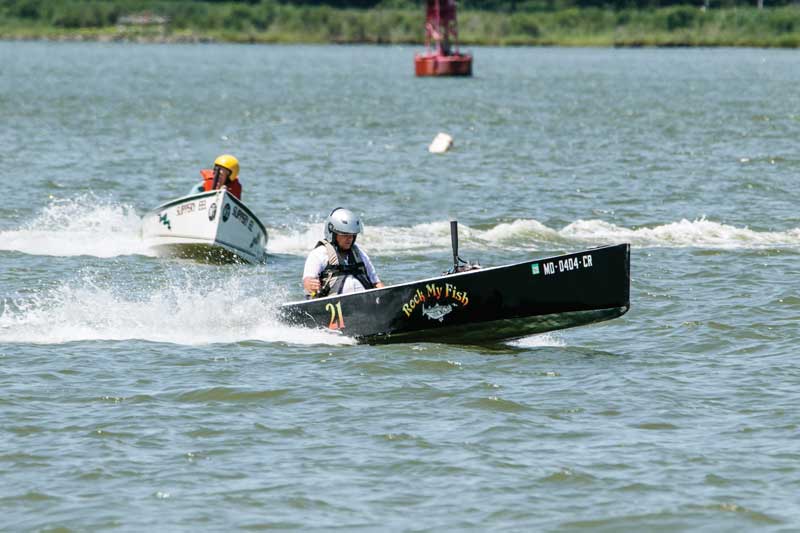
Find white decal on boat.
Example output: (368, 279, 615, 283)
(422, 303, 454, 322)
(543, 255, 593, 275)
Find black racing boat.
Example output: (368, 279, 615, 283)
(279, 223, 630, 345)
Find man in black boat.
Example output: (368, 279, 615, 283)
(302, 208, 385, 298)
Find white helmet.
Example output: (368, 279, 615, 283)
(324, 207, 363, 243)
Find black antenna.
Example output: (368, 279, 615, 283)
(446, 220, 479, 275)
(450, 220, 459, 273)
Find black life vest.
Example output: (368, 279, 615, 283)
(315, 240, 375, 298)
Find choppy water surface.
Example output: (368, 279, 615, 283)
(1, 43, 799, 531)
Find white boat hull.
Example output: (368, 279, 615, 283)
(142, 189, 267, 264)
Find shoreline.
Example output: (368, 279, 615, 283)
(2, 36, 799, 48)
(3, 32, 800, 48)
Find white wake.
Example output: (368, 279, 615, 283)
(0, 272, 351, 346)
(0, 193, 153, 258)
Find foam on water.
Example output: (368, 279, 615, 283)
(0, 272, 352, 346)
(509, 332, 566, 348)
(6, 194, 797, 261)
(480, 219, 562, 245)
(267, 217, 800, 256)
(561, 217, 800, 249)
(267, 220, 464, 256)
(0, 193, 153, 258)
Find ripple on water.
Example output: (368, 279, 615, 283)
(379, 384, 454, 401)
(561, 511, 696, 531)
(251, 423, 307, 438)
(616, 482, 665, 493)
(633, 422, 680, 430)
(541, 467, 598, 485)
(237, 521, 304, 530)
(687, 503, 783, 525)
(173, 387, 293, 403)
(380, 432, 433, 449)
(407, 358, 465, 372)
(464, 396, 531, 413)
(0, 453, 50, 469)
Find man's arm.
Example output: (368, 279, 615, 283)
(302, 247, 327, 296)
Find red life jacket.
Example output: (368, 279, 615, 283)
(199, 169, 242, 200)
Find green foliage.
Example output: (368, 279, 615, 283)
(221, 4, 257, 30)
(50, 1, 120, 28)
(162, 3, 210, 30)
(510, 12, 541, 35)
(654, 6, 699, 31)
(766, 9, 796, 33)
(1, 0, 800, 48)
(6, 0, 46, 19)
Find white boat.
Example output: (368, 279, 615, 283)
(142, 189, 267, 264)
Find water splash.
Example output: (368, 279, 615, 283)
(0, 193, 152, 258)
(0, 271, 351, 346)
(509, 333, 566, 348)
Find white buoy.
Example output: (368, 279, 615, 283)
(428, 132, 453, 154)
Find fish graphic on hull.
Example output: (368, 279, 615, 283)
(422, 303, 454, 322)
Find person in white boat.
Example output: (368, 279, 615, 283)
(303, 207, 385, 299)
(189, 154, 242, 200)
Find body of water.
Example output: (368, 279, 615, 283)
(1, 42, 799, 530)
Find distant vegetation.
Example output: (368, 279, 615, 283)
(1, 0, 800, 46)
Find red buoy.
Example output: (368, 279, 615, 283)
(414, 0, 472, 77)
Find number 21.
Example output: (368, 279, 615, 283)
(325, 301, 345, 330)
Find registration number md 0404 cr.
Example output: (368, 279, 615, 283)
(542, 254, 593, 276)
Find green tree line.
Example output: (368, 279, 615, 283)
(1, 0, 800, 46)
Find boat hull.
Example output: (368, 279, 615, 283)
(280, 243, 630, 344)
(141, 189, 267, 264)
